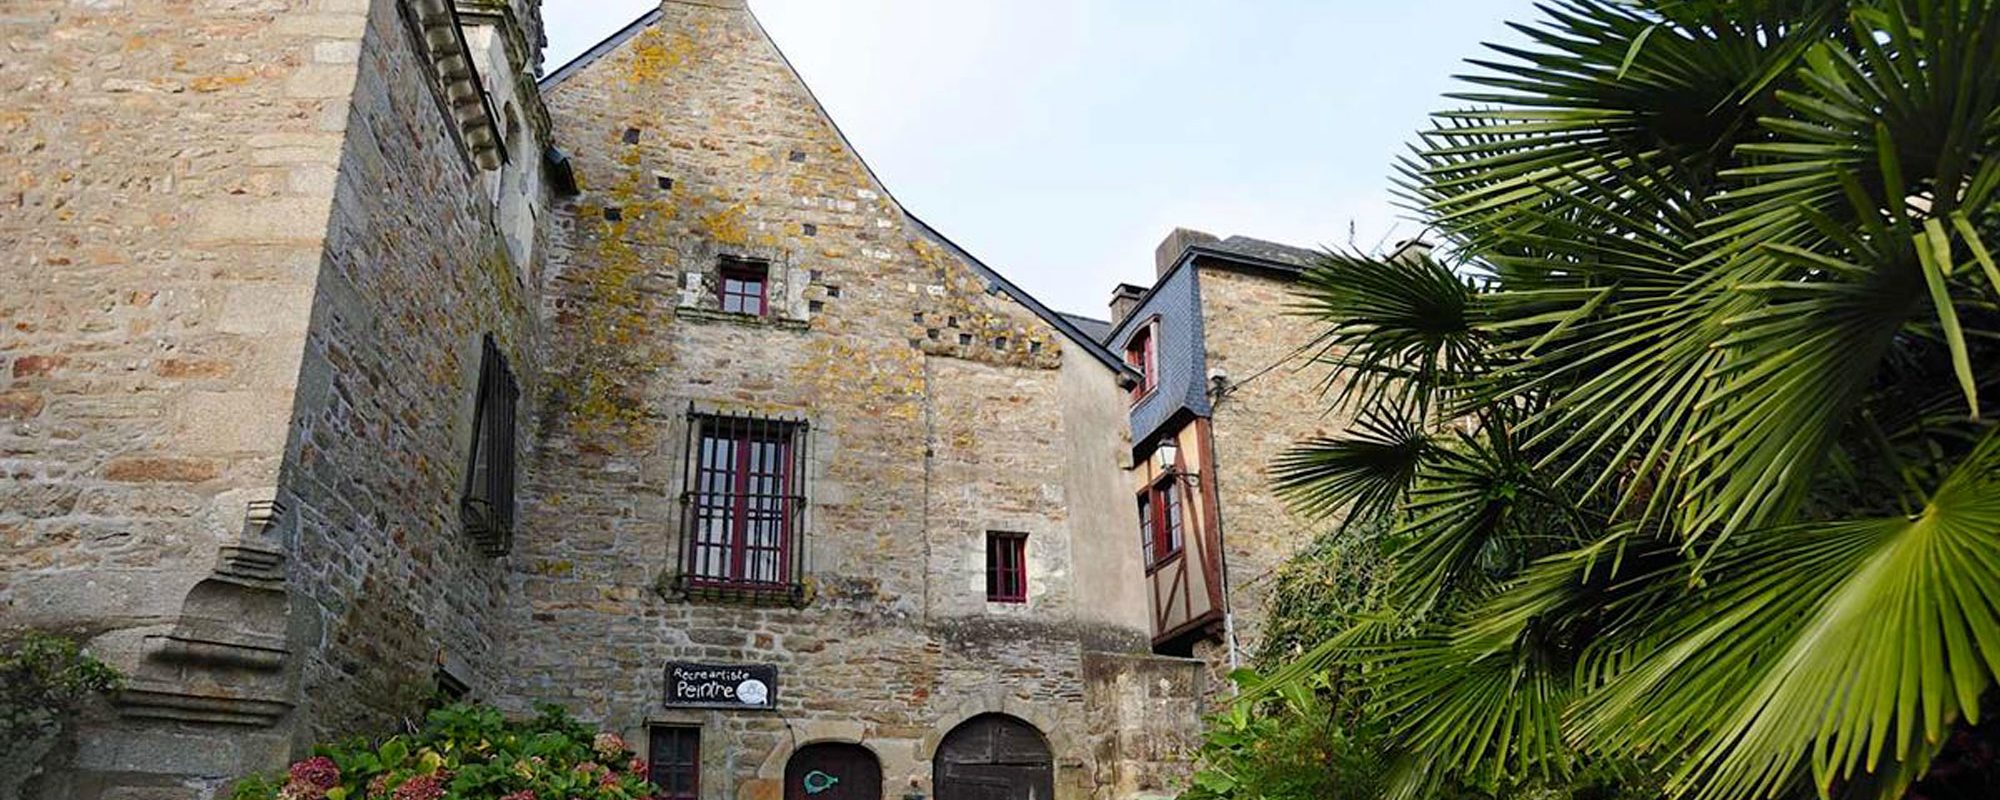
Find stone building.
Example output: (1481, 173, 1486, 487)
(0, 1, 1363, 799)
(1087, 230, 1350, 692)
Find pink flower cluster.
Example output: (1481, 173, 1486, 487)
(591, 732, 627, 760)
(280, 757, 340, 800)
(391, 774, 447, 800)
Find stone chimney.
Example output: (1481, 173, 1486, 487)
(1389, 238, 1435, 264)
(1154, 227, 1218, 277)
(1109, 284, 1147, 326)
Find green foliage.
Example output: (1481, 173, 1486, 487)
(1184, 672, 1384, 800)
(0, 630, 121, 797)
(0, 631, 121, 748)
(1186, 528, 1663, 800)
(1257, 0, 2000, 798)
(231, 703, 657, 800)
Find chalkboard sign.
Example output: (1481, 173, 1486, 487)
(663, 663, 779, 710)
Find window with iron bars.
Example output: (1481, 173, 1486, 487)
(460, 335, 517, 556)
(986, 531, 1029, 603)
(676, 408, 809, 603)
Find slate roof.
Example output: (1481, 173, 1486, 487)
(1203, 235, 1323, 270)
(1057, 313, 1113, 344)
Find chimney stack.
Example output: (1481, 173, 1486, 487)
(1109, 284, 1147, 326)
(1154, 227, 1218, 278)
(1389, 238, 1435, 264)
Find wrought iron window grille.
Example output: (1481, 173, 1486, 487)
(460, 335, 518, 556)
(671, 404, 811, 607)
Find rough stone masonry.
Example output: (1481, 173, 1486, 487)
(0, 1, 1338, 799)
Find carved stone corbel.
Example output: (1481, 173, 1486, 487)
(115, 494, 297, 727)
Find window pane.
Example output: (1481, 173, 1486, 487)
(684, 417, 799, 587)
(1137, 494, 1156, 563)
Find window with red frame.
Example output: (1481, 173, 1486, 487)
(683, 414, 804, 590)
(1125, 322, 1158, 401)
(647, 726, 700, 800)
(986, 531, 1029, 603)
(1138, 476, 1186, 568)
(717, 257, 768, 317)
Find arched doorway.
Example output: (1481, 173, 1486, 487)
(933, 714, 1055, 800)
(784, 743, 882, 800)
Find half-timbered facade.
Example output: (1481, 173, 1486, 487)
(1100, 229, 1352, 687)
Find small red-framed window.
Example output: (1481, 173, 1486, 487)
(717, 257, 768, 317)
(647, 725, 700, 800)
(1125, 321, 1158, 401)
(986, 532, 1029, 603)
(1138, 476, 1185, 568)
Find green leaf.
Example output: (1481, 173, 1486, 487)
(1916, 219, 1978, 418)
(1192, 769, 1238, 793)
(378, 738, 408, 768)
(1617, 23, 1659, 80)
(1952, 211, 2000, 295)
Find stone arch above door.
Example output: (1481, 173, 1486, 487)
(784, 742, 882, 800)
(923, 694, 1066, 763)
(933, 714, 1056, 800)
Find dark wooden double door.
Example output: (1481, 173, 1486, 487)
(934, 714, 1056, 800)
(785, 744, 882, 800)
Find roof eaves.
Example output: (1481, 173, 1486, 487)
(1185, 243, 1315, 276)
(534, 3, 1134, 381)
(741, 6, 1134, 381)
(538, 8, 664, 90)
(905, 213, 1139, 380)
(1104, 242, 1321, 343)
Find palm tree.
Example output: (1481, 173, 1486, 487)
(1264, 1, 2000, 799)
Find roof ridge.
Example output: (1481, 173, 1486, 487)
(535, 2, 1134, 378)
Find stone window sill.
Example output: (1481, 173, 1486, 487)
(676, 306, 810, 332)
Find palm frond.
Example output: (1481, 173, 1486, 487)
(1571, 426, 2000, 800)
(1271, 408, 1434, 522)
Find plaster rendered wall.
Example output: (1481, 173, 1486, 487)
(1196, 267, 1346, 662)
(513, 1, 1192, 797)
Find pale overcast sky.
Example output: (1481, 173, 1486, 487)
(540, 1, 1540, 317)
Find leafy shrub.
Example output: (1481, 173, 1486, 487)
(1183, 672, 1382, 800)
(1, 631, 121, 799)
(1181, 524, 1664, 800)
(231, 703, 659, 800)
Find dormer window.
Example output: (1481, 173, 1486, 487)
(1125, 320, 1158, 401)
(718, 257, 769, 317)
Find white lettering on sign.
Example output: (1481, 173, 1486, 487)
(666, 664, 777, 708)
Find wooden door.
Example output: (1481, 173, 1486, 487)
(784, 743, 882, 800)
(934, 715, 1055, 800)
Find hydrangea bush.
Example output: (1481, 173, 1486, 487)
(231, 704, 659, 800)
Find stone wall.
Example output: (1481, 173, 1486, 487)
(1197, 267, 1343, 661)
(0, 0, 552, 794)
(278, 0, 549, 741)
(1, 1, 1209, 797)
(512, 1, 1193, 797)
(0, 0, 372, 795)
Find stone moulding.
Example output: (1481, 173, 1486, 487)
(454, 0, 554, 142)
(405, 0, 506, 170)
(113, 497, 298, 728)
(116, 684, 294, 727)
